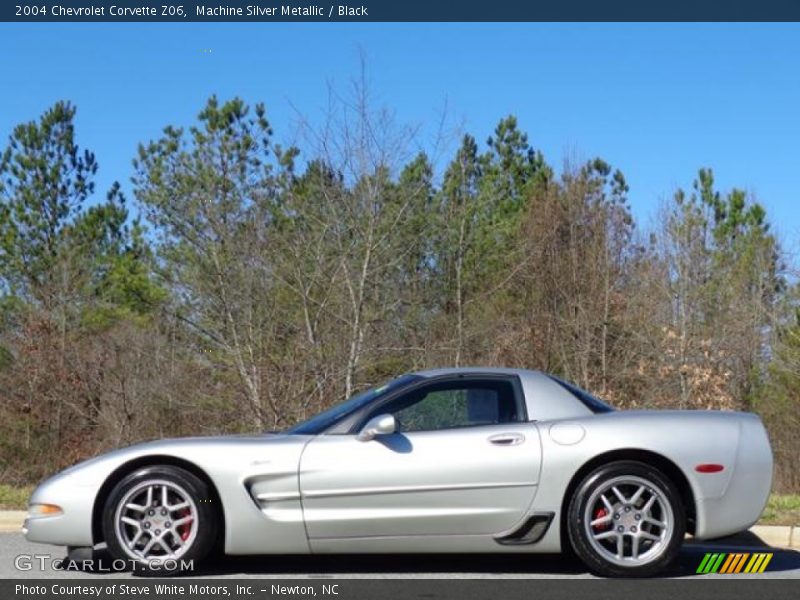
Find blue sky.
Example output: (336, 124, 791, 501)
(1, 23, 799, 254)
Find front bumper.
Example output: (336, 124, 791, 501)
(23, 472, 98, 547)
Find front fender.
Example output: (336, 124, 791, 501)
(24, 433, 314, 554)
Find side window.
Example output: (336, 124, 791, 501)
(385, 379, 520, 433)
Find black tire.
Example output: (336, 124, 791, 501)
(102, 465, 218, 576)
(566, 460, 685, 578)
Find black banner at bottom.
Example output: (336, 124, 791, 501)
(4, 579, 800, 600)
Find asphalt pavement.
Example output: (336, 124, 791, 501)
(1, 531, 798, 579)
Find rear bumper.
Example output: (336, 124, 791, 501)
(694, 416, 773, 539)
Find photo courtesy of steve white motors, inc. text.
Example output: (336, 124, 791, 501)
(15, 584, 340, 597)
(31, 3, 371, 18)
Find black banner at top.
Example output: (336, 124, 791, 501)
(4, 0, 800, 22)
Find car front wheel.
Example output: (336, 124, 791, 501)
(102, 465, 218, 575)
(567, 460, 685, 577)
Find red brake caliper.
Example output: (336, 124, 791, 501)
(177, 508, 193, 541)
(593, 507, 610, 531)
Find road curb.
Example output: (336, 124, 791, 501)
(1, 510, 799, 547)
(0, 511, 26, 533)
(749, 524, 794, 548)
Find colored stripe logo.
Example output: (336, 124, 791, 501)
(696, 552, 773, 574)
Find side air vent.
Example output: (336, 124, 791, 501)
(494, 512, 554, 546)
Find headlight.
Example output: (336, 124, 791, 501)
(28, 503, 63, 517)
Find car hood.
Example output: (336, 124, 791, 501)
(34, 432, 310, 492)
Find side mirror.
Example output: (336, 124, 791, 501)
(357, 414, 396, 442)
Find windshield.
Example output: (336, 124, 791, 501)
(287, 374, 423, 435)
(546, 375, 615, 414)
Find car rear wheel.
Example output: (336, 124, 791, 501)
(102, 465, 218, 575)
(567, 460, 685, 577)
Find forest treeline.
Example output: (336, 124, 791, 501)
(1, 93, 798, 491)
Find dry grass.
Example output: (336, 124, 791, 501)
(759, 494, 800, 526)
(0, 484, 33, 509)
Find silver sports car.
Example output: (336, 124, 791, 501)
(23, 367, 773, 577)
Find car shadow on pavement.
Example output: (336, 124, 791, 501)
(665, 533, 800, 577)
(192, 553, 589, 577)
(60, 547, 588, 577)
(186, 545, 800, 578)
(59, 534, 800, 578)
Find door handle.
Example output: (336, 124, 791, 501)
(488, 433, 525, 446)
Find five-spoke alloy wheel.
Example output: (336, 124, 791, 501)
(567, 461, 685, 577)
(103, 466, 218, 575)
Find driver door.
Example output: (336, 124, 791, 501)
(298, 375, 541, 540)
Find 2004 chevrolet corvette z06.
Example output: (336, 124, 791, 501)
(23, 368, 773, 577)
